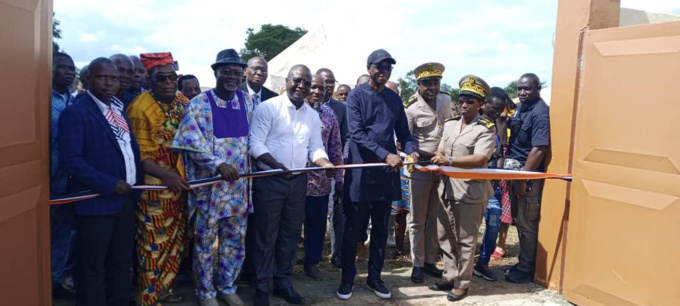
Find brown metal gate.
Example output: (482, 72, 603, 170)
(0, 0, 52, 305)
(564, 21, 680, 306)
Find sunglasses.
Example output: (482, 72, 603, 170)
(291, 78, 312, 87)
(457, 97, 478, 105)
(154, 74, 178, 82)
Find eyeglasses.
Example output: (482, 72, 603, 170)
(370, 64, 393, 72)
(323, 79, 337, 85)
(457, 97, 478, 105)
(154, 74, 178, 82)
(291, 78, 312, 87)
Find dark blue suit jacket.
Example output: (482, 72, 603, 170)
(344, 83, 416, 203)
(57, 93, 144, 215)
(326, 98, 348, 153)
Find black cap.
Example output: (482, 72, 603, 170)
(211, 49, 247, 70)
(367, 49, 396, 66)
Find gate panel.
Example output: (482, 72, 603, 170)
(565, 21, 680, 306)
(0, 0, 52, 305)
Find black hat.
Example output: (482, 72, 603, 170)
(367, 49, 396, 66)
(211, 49, 247, 70)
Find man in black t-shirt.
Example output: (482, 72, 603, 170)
(504, 73, 550, 283)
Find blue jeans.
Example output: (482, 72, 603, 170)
(303, 195, 330, 266)
(478, 187, 502, 266)
(50, 203, 76, 285)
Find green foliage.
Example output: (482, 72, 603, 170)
(396, 70, 417, 102)
(505, 80, 518, 99)
(52, 13, 62, 52)
(440, 83, 452, 93)
(449, 88, 460, 101)
(239, 24, 307, 62)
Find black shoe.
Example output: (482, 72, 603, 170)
(366, 278, 391, 299)
(411, 267, 424, 283)
(505, 269, 534, 283)
(336, 282, 354, 300)
(254, 290, 270, 306)
(52, 283, 76, 299)
(331, 256, 343, 268)
(473, 264, 498, 282)
(428, 281, 454, 291)
(505, 264, 519, 275)
(423, 263, 443, 278)
(446, 289, 468, 302)
(273, 287, 305, 304)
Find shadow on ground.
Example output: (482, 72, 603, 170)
(54, 224, 570, 305)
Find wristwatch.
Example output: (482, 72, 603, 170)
(447, 156, 454, 166)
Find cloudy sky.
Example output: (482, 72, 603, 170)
(54, 0, 680, 92)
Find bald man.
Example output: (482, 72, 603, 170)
(109, 54, 137, 108)
(248, 64, 334, 305)
(385, 81, 399, 94)
(241, 56, 277, 106)
(355, 74, 371, 88)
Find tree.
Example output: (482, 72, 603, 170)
(52, 13, 62, 52)
(449, 88, 460, 102)
(396, 70, 417, 102)
(239, 24, 307, 61)
(440, 83, 452, 93)
(505, 80, 518, 99)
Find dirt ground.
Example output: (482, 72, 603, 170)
(54, 223, 571, 306)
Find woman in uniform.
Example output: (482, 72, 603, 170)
(427, 75, 495, 302)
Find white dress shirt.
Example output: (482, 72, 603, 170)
(89, 91, 137, 185)
(246, 84, 263, 105)
(249, 94, 329, 171)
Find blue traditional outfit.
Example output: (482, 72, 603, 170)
(172, 89, 254, 301)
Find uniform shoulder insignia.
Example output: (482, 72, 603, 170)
(403, 95, 417, 108)
(439, 91, 450, 96)
(477, 118, 495, 129)
(445, 115, 462, 122)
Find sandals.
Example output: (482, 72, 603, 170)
(491, 247, 506, 261)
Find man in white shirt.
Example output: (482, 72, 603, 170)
(248, 64, 335, 306)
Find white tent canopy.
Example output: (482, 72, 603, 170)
(264, 25, 330, 94)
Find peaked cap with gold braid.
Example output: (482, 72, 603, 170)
(414, 62, 445, 81)
(458, 74, 490, 100)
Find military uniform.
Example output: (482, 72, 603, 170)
(436, 75, 495, 292)
(404, 62, 453, 270)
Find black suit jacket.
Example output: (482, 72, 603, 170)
(326, 98, 348, 152)
(240, 82, 278, 104)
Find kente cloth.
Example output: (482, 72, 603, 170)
(126, 91, 189, 306)
(140, 52, 174, 71)
(391, 168, 410, 215)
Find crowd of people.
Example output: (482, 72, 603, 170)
(50, 47, 550, 306)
